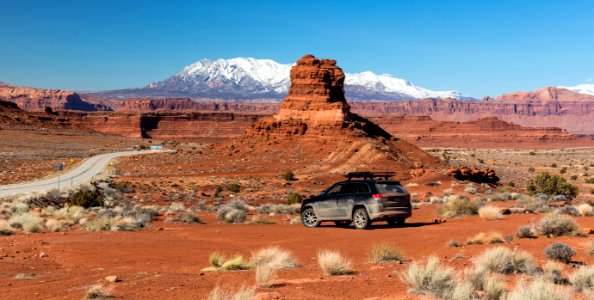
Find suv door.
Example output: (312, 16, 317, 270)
(334, 183, 359, 218)
(317, 183, 343, 218)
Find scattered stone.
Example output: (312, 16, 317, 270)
(105, 275, 119, 283)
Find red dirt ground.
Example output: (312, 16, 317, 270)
(2, 204, 594, 299)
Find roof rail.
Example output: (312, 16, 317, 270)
(345, 172, 396, 181)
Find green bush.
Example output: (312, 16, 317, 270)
(526, 172, 578, 199)
(70, 189, 104, 208)
(285, 192, 303, 205)
(226, 183, 241, 193)
(282, 171, 296, 182)
(438, 197, 479, 218)
(545, 243, 575, 263)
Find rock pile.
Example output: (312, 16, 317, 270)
(447, 166, 500, 184)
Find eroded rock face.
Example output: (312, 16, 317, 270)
(495, 87, 594, 102)
(447, 167, 500, 184)
(247, 54, 391, 139)
(0, 85, 111, 112)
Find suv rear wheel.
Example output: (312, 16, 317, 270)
(301, 208, 321, 227)
(353, 208, 371, 229)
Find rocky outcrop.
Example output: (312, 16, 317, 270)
(495, 87, 594, 102)
(117, 98, 277, 114)
(247, 55, 393, 140)
(0, 85, 112, 112)
(448, 167, 500, 184)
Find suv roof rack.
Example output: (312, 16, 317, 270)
(345, 172, 396, 181)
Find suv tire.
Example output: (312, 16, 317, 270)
(353, 208, 371, 229)
(301, 208, 321, 228)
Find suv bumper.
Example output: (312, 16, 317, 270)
(370, 208, 412, 220)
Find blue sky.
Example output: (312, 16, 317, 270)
(1, 0, 593, 97)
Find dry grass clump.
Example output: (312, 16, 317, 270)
(438, 196, 479, 219)
(543, 261, 567, 284)
(517, 225, 538, 238)
(569, 265, 594, 292)
(257, 203, 300, 215)
(517, 195, 551, 213)
(0, 220, 15, 235)
(478, 206, 504, 220)
(83, 284, 114, 300)
(208, 285, 255, 300)
(538, 212, 580, 237)
(369, 243, 406, 263)
(482, 275, 507, 300)
(165, 212, 202, 224)
(578, 203, 594, 216)
(216, 203, 248, 224)
(586, 240, 594, 256)
(203, 252, 251, 272)
(544, 243, 576, 263)
(467, 232, 504, 245)
(401, 256, 457, 298)
(250, 247, 298, 287)
(249, 215, 276, 224)
(250, 247, 299, 270)
(9, 213, 43, 233)
(506, 277, 569, 300)
(317, 249, 353, 276)
(473, 247, 536, 275)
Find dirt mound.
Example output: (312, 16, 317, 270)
(204, 54, 442, 179)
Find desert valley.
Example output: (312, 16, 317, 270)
(2, 3, 594, 299)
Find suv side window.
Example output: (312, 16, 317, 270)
(355, 183, 371, 194)
(326, 184, 343, 195)
(341, 183, 359, 194)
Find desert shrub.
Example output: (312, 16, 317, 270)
(545, 243, 576, 263)
(578, 203, 594, 216)
(285, 192, 302, 205)
(255, 264, 277, 288)
(165, 212, 202, 224)
(9, 213, 43, 233)
(569, 265, 594, 292)
(317, 249, 353, 275)
(463, 186, 477, 194)
(438, 196, 479, 218)
(401, 256, 457, 298)
(506, 277, 569, 300)
(14, 202, 29, 214)
(450, 281, 474, 300)
(517, 195, 550, 213)
(538, 213, 580, 237)
(447, 240, 463, 247)
(219, 255, 251, 271)
(226, 183, 241, 193)
(543, 261, 567, 284)
(222, 209, 246, 224)
(473, 247, 535, 275)
(70, 189, 104, 208)
(483, 276, 507, 300)
(0, 220, 15, 235)
(84, 216, 116, 231)
(227, 200, 248, 211)
(426, 181, 442, 187)
(464, 267, 487, 291)
(586, 177, 594, 184)
(250, 246, 298, 270)
(478, 206, 503, 220)
(250, 216, 275, 224)
(282, 171, 295, 181)
(369, 243, 406, 263)
(526, 172, 578, 199)
(45, 218, 67, 232)
(467, 232, 504, 245)
(208, 285, 255, 300)
(517, 225, 538, 238)
(83, 284, 113, 300)
(587, 240, 594, 256)
(557, 205, 579, 216)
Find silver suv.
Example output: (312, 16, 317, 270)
(300, 172, 411, 229)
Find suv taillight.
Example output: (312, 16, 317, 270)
(372, 194, 383, 199)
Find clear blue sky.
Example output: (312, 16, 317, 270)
(1, 0, 593, 97)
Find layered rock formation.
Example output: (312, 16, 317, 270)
(447, 167, 499, 184)
(493, 87, 594, 102)
(117, 98, 276, 114)
(0, 85, 111, 112)
(246, 55, 393, 140)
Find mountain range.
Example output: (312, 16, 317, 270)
(93, 57, 468, 101)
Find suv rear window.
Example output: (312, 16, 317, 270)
(375, 183, 406, 194)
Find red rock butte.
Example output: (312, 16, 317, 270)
(247, 54, 391, 139)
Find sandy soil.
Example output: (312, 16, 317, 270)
(2, 204, 594, 299)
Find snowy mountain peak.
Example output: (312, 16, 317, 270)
(559, 83, 594, 96)
(147, 57, 468, 101)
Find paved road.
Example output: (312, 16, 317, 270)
(0, 150, 167, 198)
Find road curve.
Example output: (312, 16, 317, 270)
(0, 150, 167, 198)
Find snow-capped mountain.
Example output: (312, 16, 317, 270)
(96, 57, 469, 101)
(559, 83, 594, 96)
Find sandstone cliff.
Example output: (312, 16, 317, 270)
(0, 85, 112, 112)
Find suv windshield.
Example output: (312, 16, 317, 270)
(375, 182, 406, 194)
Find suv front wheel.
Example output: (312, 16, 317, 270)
(353, 208, 371, 229)
(301, 208, 321, 227)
